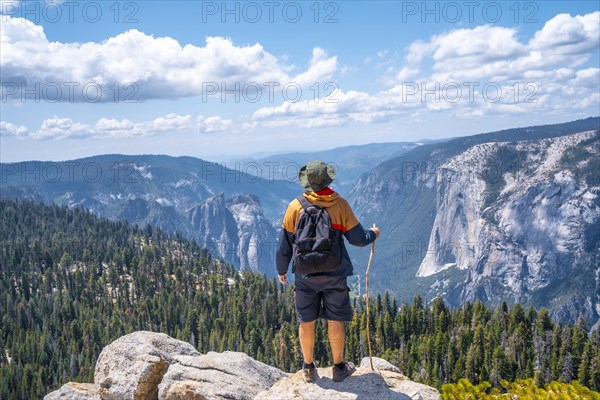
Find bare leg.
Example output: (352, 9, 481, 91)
(299, 321, 316, 364)
(328, 320, 345, 365)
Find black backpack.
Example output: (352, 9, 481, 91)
(292, 195, 342, 274)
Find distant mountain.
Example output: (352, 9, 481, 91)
(2, 120, 598, 324)
(188, 193, 277, 271)
(231, 141, 425, 195)
(0, 154, 296, 274)
(348, 117, 600, 324)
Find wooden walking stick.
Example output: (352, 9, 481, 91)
(365, 223, 376, 371)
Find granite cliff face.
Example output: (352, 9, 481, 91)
(419, 130, 600, 322)
(44, 331, 439, 400)
(347, 118, 600, 325)
(188, 193, 277, 273)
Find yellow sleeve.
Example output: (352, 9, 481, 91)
(342, 199, 360, 232)
(282, 199, 301, 233)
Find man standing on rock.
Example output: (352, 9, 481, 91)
(276, 160, 380, 383)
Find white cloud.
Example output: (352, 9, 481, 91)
(251, 87, 421, 128)
(291, 48, 338, 87)
(93, 118, 143, 138)
(401, 12, 599, 83)
(197, 116, 232, 133)
(432, 26, 526, 65)
(251, 12, 600, 130)
(0, 16, 338, 102)
(136, 114, 193, 133)
(573, 67, 600, 88)
(405, 40, 437, 65)
(2, 11, 597, 133)
(34, 117, 94, 140)
(395, 66, 419, 82)
(1, 113, 232, 140)
(94, 118, 135, 132)
(0, 120, 28, 136)
(530, 12, 599, 54)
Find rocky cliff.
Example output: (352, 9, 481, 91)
(347, 118, 600, 324)
(45, 331, 439, 400)
(188, 193, 277, 273)
(419, 130, 599, 322)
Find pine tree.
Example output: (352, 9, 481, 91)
(578, 341, 592, 387)
(561, 352, 574, 383)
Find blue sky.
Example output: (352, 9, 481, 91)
(1, 0, 599, 162)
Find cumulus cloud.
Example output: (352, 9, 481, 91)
(3, 11, 597, 132)
(136, 114, 193, 133)
(1, 113, 232, 140)
(530, 12, 599, 54)
(0, 120, 28, 136)
(0, 16, 337, 102)
(197, 116, 232, 133)
(94, 118, 136, 135)
(402, 11, 599, 83)
(395, 66, 420, 82)
(250, 11, 600, 129)
(35, 117, 93, 140)
(433, 26, 526, 65)
(291, 48, 338, 87)
(252, 86, 422, 128)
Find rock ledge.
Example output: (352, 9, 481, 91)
(45, 331, 439, 400)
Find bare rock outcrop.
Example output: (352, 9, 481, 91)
(45, 331, 284, 400)
(158, 351, 286, 400)
(44, 383, 102, 400)
(94, 331, 197, 399)
(45, 332, 439, 400)
(256, 357, 439, 400)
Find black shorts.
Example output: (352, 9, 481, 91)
(294, 275, 353, 323)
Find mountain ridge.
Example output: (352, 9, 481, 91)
(231, 141, 424, 195)
(2, 117, 599, 319)
(347, 117, 600, 324)
(0, 153, 295, 274)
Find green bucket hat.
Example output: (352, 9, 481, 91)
(298, 160, 336, 192)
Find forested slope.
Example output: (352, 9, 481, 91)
(0, 199, 598, 398)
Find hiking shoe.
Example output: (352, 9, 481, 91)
(332, 362, 356, 382)
(302, 362, 316, 383)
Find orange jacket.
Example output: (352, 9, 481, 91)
(276, 187, 375, 277)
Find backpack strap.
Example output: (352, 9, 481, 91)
(296, 195, 312, 211)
